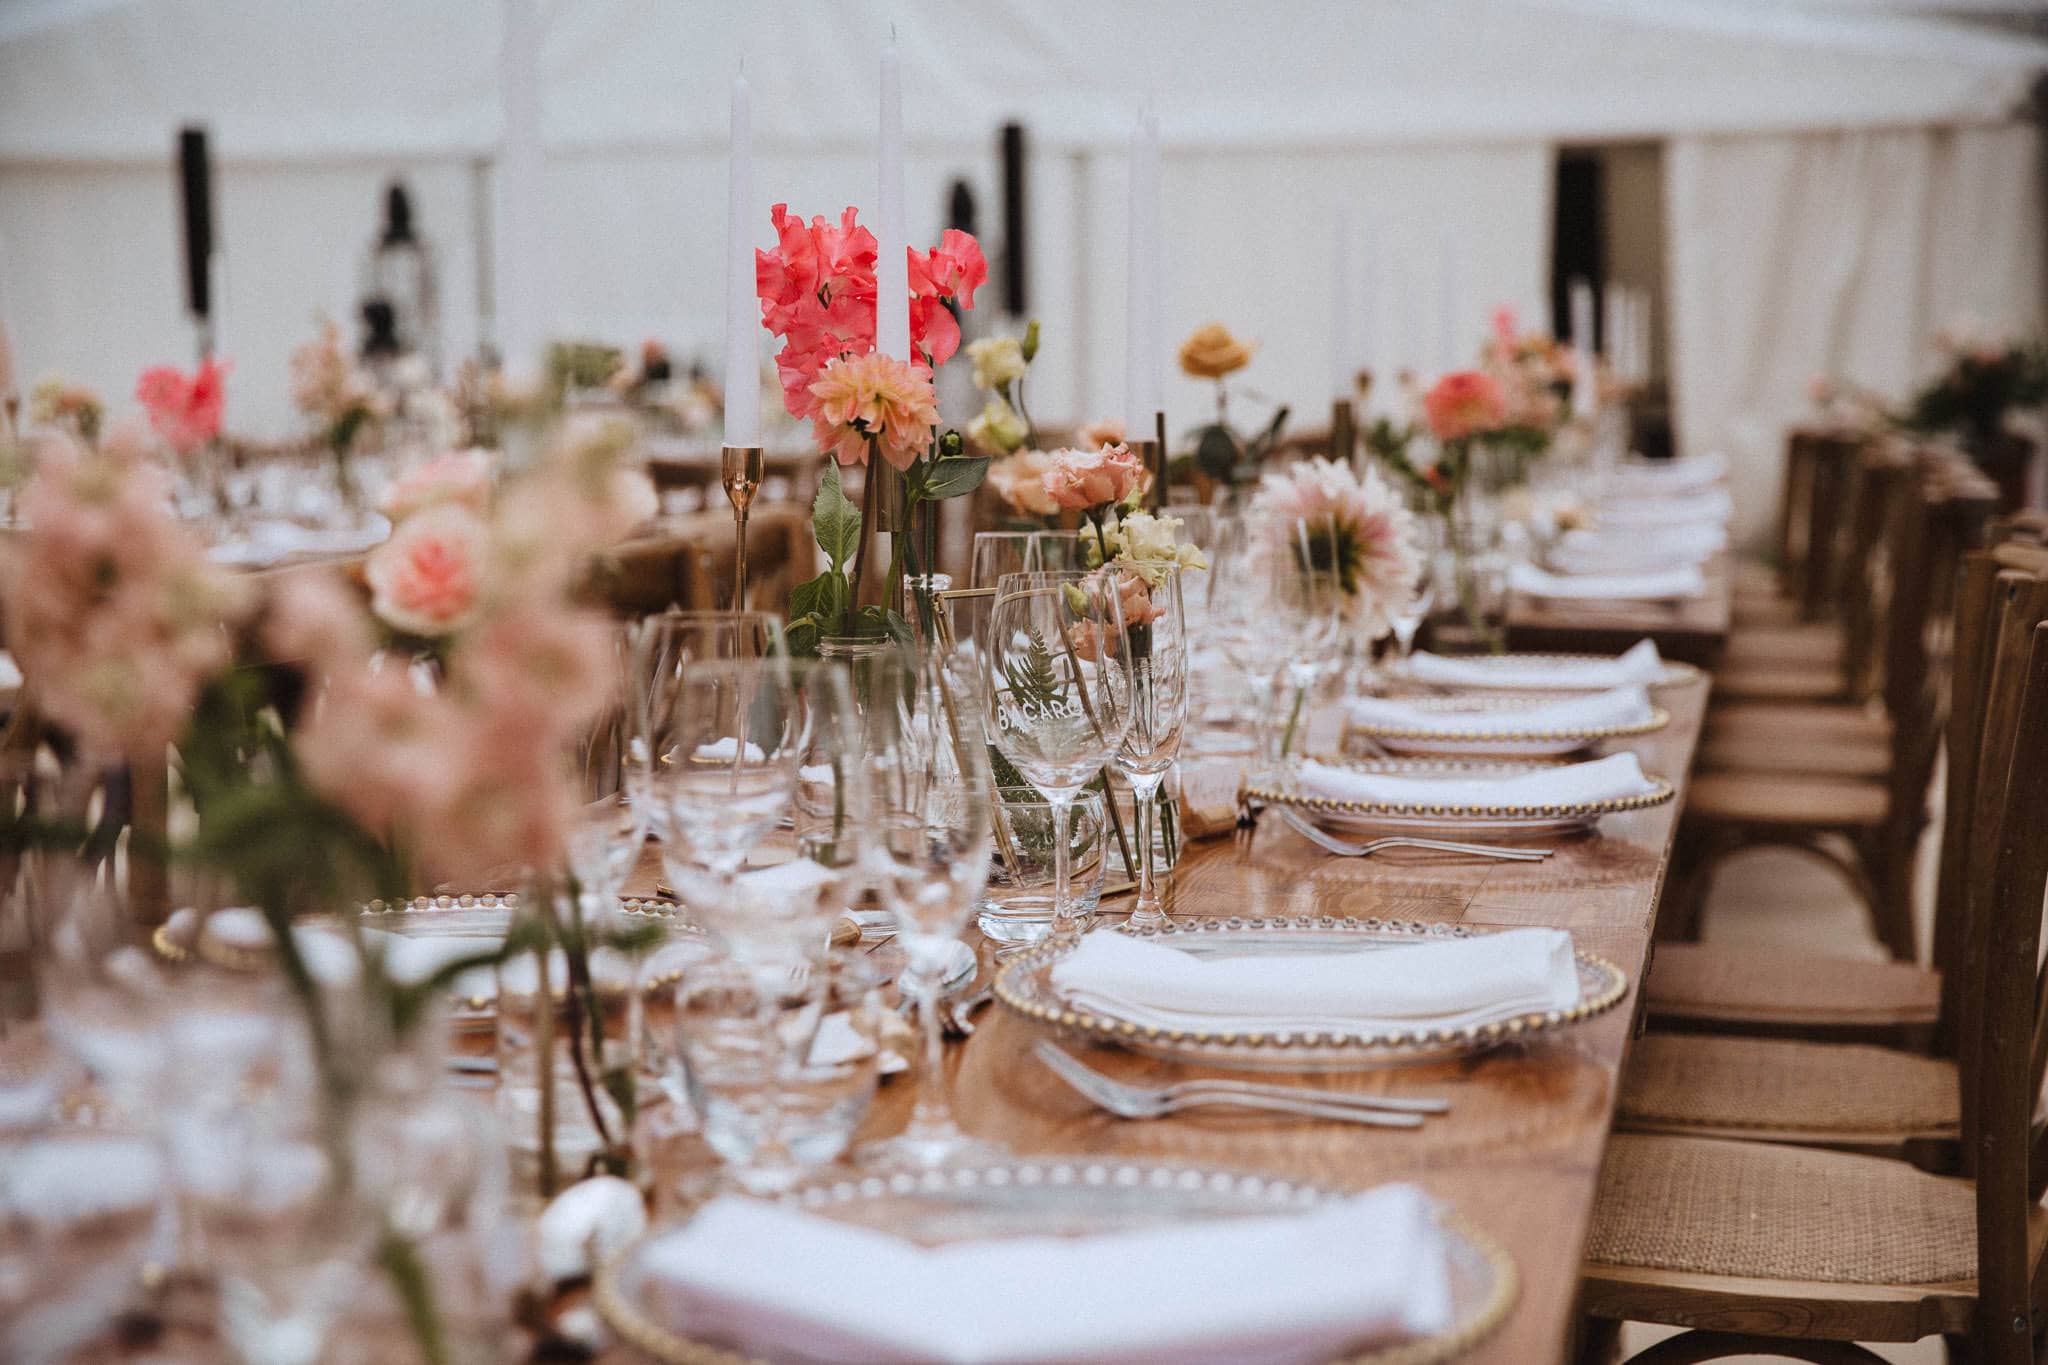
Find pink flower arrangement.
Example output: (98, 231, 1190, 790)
(365, 503, 490, 638)
(1423, 371, 1507, 443)
(805, 352, 941, 471)
(1043, 442, 1147, 513)
(1246, 456, 1421, 637)
(135, 357, 229, 457)
(4, 427, 253, 756)
(381, 448, 494, 523)
(754, 203, 985, 430)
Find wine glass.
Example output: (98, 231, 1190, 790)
(1263, 515, 1349, 766)
(670, 660, 871, 1192)
(623, 609, 782, 845)
(979, 570, 1134, 939)
(1111, 567, 1188, 928)
(971, 531, 1040, 589)
(1384, 517, 1441, 674)
(859, 647, 996, 1168)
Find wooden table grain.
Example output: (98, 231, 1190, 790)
(1506, 555, 1733, 669)
(618, 675, 1709, 1365)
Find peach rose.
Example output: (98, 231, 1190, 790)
(987, 448, 1060, 518)
(366, 502, 489, 638)
(1177, 323, 1254, 380)
(1423, 371, 1507, 443)
(1043, 442, 1146, 512)
(381, 448, 494, 523)
(1079, 417, 1126, 450)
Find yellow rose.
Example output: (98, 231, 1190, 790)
(968, 335, 1028, 392)
(1177, 323, 1255, 380)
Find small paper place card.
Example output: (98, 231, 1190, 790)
(1179, 757, 1246, 841)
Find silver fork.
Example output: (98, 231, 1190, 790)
(1275, 806, 1552, 862)
(1032, 1042, 1439, 1128)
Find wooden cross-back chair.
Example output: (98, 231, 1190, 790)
(1614, 551, 2043, 1168)
(1739, 427, 1868, 630)
(1663, 459, 1995, 960)
(1578, 569, 2048, 1365)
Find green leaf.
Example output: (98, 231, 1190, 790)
(786, 572, 831, 625)
(1194, 424, 1239, 480)
(811, 463, 862, 571)
(377, 1229, 450, 1365)
(917, 456, 991, 501)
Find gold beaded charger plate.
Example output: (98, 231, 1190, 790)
(1246, 756, 1674, 840)
(1379, 651, 1701, 693)
(595, 1158, 1517, 1365)
(994, 917, 1629, 1071)
(1344, 695, 1669, 757)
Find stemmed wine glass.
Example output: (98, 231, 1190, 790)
(979, 570, 1134, 939)
(1384, 517, 1441, 674)
(623, 609, 781, 846)
(857, 647, 996, 1168)
(1111, 567, 1188, 928)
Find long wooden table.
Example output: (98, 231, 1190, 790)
(618, 675, 1708, 1365)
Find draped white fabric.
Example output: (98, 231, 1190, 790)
(1665, 123, 2045, 544)
(0, 0, 2040, 439)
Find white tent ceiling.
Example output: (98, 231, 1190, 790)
(1, 0, 2044, 165)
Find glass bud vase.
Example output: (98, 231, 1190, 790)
(1433, 496, 1509, 656)
(494, 947, 631, 1202)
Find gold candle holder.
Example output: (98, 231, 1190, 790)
(1129, 436, 1163, 511)
(1330, 396, 1357, 469)
(720, 445, 764, 608)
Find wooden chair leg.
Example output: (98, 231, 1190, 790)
(1621, 1330, 1890, 1364)
(1572, 1313, 1623, 1365)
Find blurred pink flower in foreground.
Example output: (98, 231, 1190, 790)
(4, 427, 253, 757)
(381, 447, 494, 523)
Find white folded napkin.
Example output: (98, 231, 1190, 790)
(1610, 452, 1727, 495)
(640, 1184, 1454, 1364)
(1510, 562, 1705, 601)
(1348, 685, 1652, 735)
(1052, 925, 1581, 1037)
(1295, 751, 1654, 808)
(1549, 522, 1726, 573)
(1407, 640, 1666, 691)
(1595, 487, 1733, 527)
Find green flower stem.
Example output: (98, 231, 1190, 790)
(1278, 683, 1307, 759)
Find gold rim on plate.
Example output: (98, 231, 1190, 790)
(993, 916, 1630, 1059)
(1246, 756, 1675, 820)
(592, 1159, 1519, 1365)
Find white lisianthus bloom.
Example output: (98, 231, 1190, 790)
(1094, 510, 1210, 585)
(967, 397, 1028, 454)
(967, 336, 1028, 392)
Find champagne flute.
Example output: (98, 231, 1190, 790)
(858, 648, 996, 1168)
(1111, 567, 1188, 928)
(980, 571, 1135, 939)
(1385, 518, 1440, 673)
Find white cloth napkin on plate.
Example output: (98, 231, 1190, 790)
(1595, 487, 1733, 527)
(1052, 925, 1581, 1037)
(1407, 640, 1665, 691)
(1295, 751, 1654, 808)
(1510, 562, 1705, 601)
(1609, 452, 1727, 495)
(1549, 522, 1727, 573)
(639, 1184, 1454, 1365)
(1348, 685, 1652, 735)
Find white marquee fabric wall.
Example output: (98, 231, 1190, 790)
(1667, 122, 2045, 542)
(0, 0, 2042, 546)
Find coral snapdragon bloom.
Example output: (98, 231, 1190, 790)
(1423, 370, 1507, 443)
(135, 356, 229, 455)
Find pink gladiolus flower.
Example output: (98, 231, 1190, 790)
(806, 352, 940, 471)
(1423, 370, 1507, 443)
(381, 448, 494, 523)
(910, 229, 988, 310)
(1043, 442, 1146, 513)
(1492, 306, 1519, 355)
(135, 357, 229, 456)
(365, 503, 489, 638)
